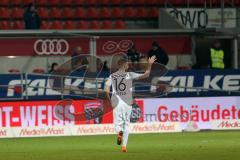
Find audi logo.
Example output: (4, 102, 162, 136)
(34, 39, 69, 55)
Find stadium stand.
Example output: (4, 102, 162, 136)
(50, 20, 63, 29)
(38, 7, 49, 19)
(12, 8, 24, 18)
(0, 0, 238, 30)
(12, 20, 24, 29)
(0, 21, 11, 29)
(64, 20, 76, 29)
(41, 20, 50, 29)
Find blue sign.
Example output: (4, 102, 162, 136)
(0, 69, 240, 100)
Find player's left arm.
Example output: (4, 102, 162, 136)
(137, 56, 156, 80)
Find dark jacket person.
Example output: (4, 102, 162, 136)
(23, 3, 41, 29)
(148, 42, 169, 65)
(127, 45, 140, 63)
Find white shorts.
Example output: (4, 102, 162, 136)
(113, 100, 132, 133)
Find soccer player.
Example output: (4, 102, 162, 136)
(105, 56, 156, 152)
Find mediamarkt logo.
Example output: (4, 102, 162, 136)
(217, 121, 240, 128)
(6, 75, 240, 97)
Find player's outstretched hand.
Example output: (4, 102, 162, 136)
(148, 56, 156, 64)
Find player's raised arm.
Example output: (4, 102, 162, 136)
(137, 56, 156, 80)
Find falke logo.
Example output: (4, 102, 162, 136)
(217, 121, 240, 128)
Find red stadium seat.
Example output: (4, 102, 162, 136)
(75, 8, 86, 18)
(146, 0, 158, 5)
(110, 0, 121, 5)
(100, 8, 111, 18)
(48, 0, 59, 5)
(73, 0, 85, 5)
(235, 0, 240, 6)
(112, 8, 123, 18)
(11, 0, 22, 5)
(50, 8, 62, 18)
(38, 8, 49, 18)
(50, 21, 63, 29)
(22, 0, 34, 5)
(0, 21, 11, 29)
(77, 21, 89, 29)
(102, 20, 113, 29)
(35, 0, 48, 5)
(137, 8, 149, 18)
(11, 8, 24, 18)
(59, 0, 73, 5)
(114, 20, 126, 29)
(85, 0, 97, 5)
(170, 0, 185, 5)
(62, 8, 75, 18)
(188, 0, 205, 6)
(98, 0, 109, 5)
(64, 21, 76, 29)
(0, 8, 11, 18)
(135, 0, 146, 5)
(87, 7, 99, 18)
(124, 8, 136, 18)
(122, 0, 133, 5)
(150, 7, 159, 18)
(156, 0, 167, 5)
(12, 21, 24, 29)
(41, 21, 50, 29)
(89, 20, 101, 29)
(0, 0, 9, 6)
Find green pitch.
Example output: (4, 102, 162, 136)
(0, 131, 240, 160)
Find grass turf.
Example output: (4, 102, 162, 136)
(0, 131, 240, 160)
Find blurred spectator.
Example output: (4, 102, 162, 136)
(148, 42, 169, 65)
(103, 61, 110, 72)
(23, 3, 41, 29)
(49, 62, 59, 73)
(72, 46, 89, 71)
(96, 58, 103, 71)
(138, 56, 148, 71)
(127, 45, 140, 63)
(210, 40, 225, 69)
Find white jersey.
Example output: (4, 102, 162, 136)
(105, 70, 142, 106)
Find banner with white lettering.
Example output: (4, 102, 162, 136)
(0, 100, 182, 138)
(1, 97, 240, 138)
(0, 69, 239, 100)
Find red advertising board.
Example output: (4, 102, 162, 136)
(97, 36, 191, 56)
(0, 100, 144, 127)
(0, 36, 191, 56)
(1, 96, 239, 138)
(0, 38, 90, 56)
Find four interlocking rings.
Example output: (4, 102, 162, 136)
(34, 39, 69, 55)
